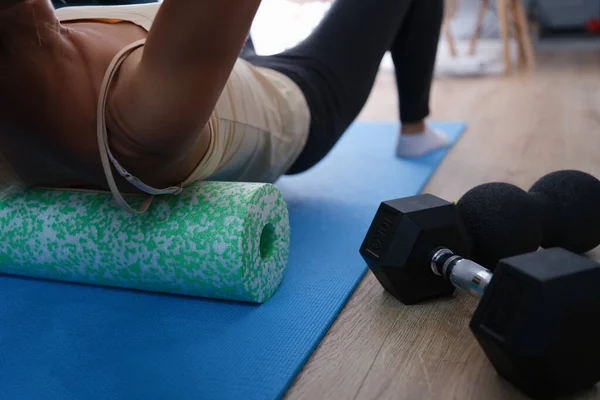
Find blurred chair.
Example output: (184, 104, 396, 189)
(443, 0, 459, 57)
(469, 0, 536, 73)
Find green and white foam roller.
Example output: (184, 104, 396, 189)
(0, 181, 290, 303)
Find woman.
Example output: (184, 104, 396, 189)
(0, 0, 448, 213)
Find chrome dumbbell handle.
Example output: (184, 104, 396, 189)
(430, 248, 493, 298)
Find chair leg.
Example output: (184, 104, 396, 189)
(469, 0, 489, 56)
(509, 0, 527, 67)
(444, 23, 458, 57)
(443, 0, 458, 57)
(513, 0, 536, 70)
(496, 0, 512, 73)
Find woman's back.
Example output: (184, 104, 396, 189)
(0, 1, 310, 197)
(0, 8, 140, 189)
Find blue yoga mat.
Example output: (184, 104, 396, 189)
(0, 121, 465, 400)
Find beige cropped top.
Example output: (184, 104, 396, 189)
(55, 3, 311, 213)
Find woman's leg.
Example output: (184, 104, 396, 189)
(243, 0, 443, 174)
(391, 0, 450, 157)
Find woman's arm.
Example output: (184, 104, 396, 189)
(108, 0, 262, 165)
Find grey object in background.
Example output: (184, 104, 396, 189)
(451, 0, 599, 39)
(532, 0, 600, 29)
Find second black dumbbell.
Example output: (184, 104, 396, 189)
(433, 247, 600, 399)
(360, 196, 600, 398)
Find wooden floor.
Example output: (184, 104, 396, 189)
(283, 49, 600, 400)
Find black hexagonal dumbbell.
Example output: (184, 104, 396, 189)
(359, 197, 600, 398)
(359, 193, 473, 304)
(359, 169, 600, 304)
(466, 247, 600, 398)
(431, 247, 600, 398)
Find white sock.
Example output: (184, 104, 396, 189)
(396, 125, 451, 158)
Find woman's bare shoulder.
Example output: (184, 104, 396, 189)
(0, 19, 148, 190)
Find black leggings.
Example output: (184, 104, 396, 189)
(241, 0, 443, 174)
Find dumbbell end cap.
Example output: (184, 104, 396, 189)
(470, 248, 600, 397)
(360, 194, 472, 304)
